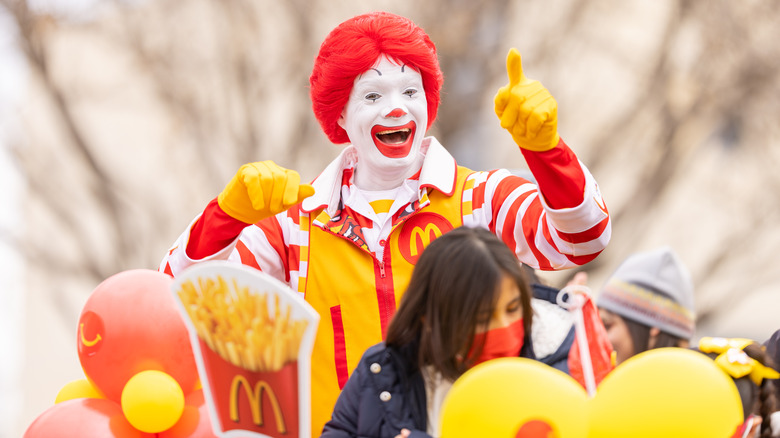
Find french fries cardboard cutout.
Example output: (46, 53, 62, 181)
(172, 261, 319, 438)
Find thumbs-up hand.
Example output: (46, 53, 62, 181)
(217, 161, 315, 224)
(494, 49, 560, 152)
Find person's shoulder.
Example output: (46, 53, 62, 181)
(358, 342, 389, 364)
(350, 343, 395, 383)
(530, 283, 576, 362)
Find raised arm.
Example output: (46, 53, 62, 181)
(477, 48, 610, 269)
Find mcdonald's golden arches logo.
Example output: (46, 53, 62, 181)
(77, 310, 104, 357)
(398, 213, 454, 264)
(229, 375, 287, 433)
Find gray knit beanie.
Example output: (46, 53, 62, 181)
(596, 246, 695, 339)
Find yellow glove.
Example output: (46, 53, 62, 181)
(217, 161, 315, 224)
(494, 48, 560, 152)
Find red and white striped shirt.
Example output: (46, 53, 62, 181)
(160, 136, 610, 435)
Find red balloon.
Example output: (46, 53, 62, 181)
(159, 390, 219, 438)
(77, 269, 199, 403)
(24, 398, 153, 438)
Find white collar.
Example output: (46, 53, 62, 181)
(301, 136, 457, 215)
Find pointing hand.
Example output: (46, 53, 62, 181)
(218, 161, 315, 224)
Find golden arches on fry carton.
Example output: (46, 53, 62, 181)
(172, 261, 319, 438)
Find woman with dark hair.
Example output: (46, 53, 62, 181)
(321, 227, 534, 438)
(697, 337, 779, 438)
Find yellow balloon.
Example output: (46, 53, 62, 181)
(54, 378, 103, 403)
(441, 357, 588, 438)
(120, 370, 185, 433)
(589, 348, 743, 438)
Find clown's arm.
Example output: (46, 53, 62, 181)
(160, 161, 313, 276)
(487, 48, 611, 270)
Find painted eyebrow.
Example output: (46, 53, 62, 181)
(368, 64, 408, 76)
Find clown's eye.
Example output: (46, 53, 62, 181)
(403, 88, 418, 98)
(365, 93, 381, 102)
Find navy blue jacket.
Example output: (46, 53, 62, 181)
(319, 283, 574, 438)
(320, 336, 536, 437)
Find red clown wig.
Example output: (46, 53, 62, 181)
(310, 12, 444, 145)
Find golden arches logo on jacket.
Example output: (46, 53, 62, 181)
(397, 213, 454, 264)
(172, 261, 319, 438)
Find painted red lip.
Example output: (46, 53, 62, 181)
(371, 121, 416, 158)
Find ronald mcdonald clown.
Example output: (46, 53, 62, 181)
(160, 11, 611, 436)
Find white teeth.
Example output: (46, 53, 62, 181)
(377, 128, 411, 136)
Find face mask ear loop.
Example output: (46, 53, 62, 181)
(558, 285, 596, 397)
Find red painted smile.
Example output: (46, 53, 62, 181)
(371, 121, 416, 158)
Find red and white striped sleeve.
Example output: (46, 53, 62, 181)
(158, 198, 292, 283)
(462, 140, 610, 270)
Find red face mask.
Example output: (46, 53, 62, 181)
(468, 318, 525, 367)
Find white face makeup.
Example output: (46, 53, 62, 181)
(338, 55, 428, 189)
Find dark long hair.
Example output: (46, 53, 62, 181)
(737, 343, 776, 438)
(699, 342, 777, 438)
(384, 226, 533, 381)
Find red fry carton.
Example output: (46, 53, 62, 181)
(172, 261, 319, 438)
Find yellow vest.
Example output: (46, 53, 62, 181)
(303, 165, 471, 436)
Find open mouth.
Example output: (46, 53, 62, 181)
(371, 121, 416, 158)
(375, 128, 411, 144)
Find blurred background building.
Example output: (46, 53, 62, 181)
(1, 0, 779, 436)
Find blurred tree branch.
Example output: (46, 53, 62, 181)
(2, 0, 780, 335)
(3, 0, 132, 279)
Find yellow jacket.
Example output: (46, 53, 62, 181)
(162, 137, 611, 436)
